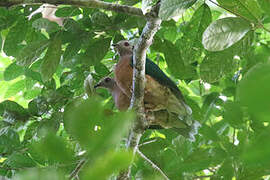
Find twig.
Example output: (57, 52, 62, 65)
(139, 139, 157, 147)
(0, 0, 156, 18)
(137, 149, 170, 180)
(69, 159, 86, 180)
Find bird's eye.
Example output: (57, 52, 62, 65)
(104, 77, 111, 83)
(124, 42, 129, 46)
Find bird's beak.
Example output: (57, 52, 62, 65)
(94, 83, 101, 89)
(112, 43, 117, 47)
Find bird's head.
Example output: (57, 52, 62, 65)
(94, 77, 116, 90)
(112, 40, 134, 56)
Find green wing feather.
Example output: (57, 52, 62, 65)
(130, 56, 184, 101)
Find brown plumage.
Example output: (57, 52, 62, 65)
(112, 40, 199, 140)
(94, 77, 130, 111)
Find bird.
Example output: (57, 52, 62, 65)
(94, 77, 190, 133)
(112, 40, 200, 140)
(94, 77, 130, 111)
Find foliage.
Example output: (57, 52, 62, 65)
(0, 0, 270, 179)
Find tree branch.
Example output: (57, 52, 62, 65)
(116, 4, 162, 180)
(69, 159, 86, 180)
(0, 0, 155, 18)
(137, 150, 170, 180)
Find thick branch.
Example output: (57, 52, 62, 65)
(0, 0, 153, 18)
(117, 7, 162, 180)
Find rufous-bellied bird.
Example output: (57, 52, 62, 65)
(112, 40, 200, 140)
(94, 77, 187, 132)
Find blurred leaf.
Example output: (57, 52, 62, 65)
(94, 63, 110, 76)
(202, 17, 251, 51)
(84, 37, 111, 66)
(32, 18, 61, 33)
(242, 128, 270, 167)
(237, 63, 270, 121)
(200, 51, 236, 83)
(13, 168, 65, 180)
(5, 153, 36, 168)
(33, 133, 74, 163)
(28, 96, 48, 116)
(82, 150, 132, 180)
(3, 17, 28, 56)
(24, 121, 39, 141)
(142, 0, 158, 14)
(64, 97, 133, 155)
(216, 159, 234, 179)
(159, 0, 197, 20)
(217, 0, 262, 22)
(223, 101, 243, 128)
(62, 40, 81, 63)
(178, 3, 212, 64)
(91, 11, 111, 27)
(16, 40, 49, 66)
(0, 127, 20, 154)
(40, 36, 62, 81)
(55, 7, 81, 17)
(258, 0, 270, 16)
(201, 92, 219, 123)
(0, 100, 29, 122)
(3, 62, 24, 81)
(4, 80, 25, 98)
(163, 40, 196, 79)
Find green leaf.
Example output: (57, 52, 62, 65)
(258, 0, 270, 16)
(3, 17, 28, 56)
(4, 80, 25, 98)
(32, 18, 61, 33)
(55, 7, 81, 17)
(202, 17, 251, 51)
(28, 97, 48, 116)
(223, 101, 243, 128)
(41, 36, 62, 81)
(237, 63, 270, 121)
(242, 129, 270, 167)
(16, 40, 49, 66)
(217, 0, 262, 22)
(178, 4, 212, 64)
(3, 62, 24, 81)
(33, 133, 74, 163)
(62, 40, 81, 63)
(84, 37, 111, 66)
(159, 0, 197, 20)
(64, 97, 133, 156)
(94, 63, 110, 76)
(200, 51, 236, 83)
(91, 11, 111, 27)
(82, 150, 132, 180)
(0, 100, 29, 122)
(23, 88, 42, 100)
(24, 68, 43, 83)
(5, 153, 36, 168)
(163, 40, 197, 79)
(0, 127, 20, 154)
(24, 121, 39, 141)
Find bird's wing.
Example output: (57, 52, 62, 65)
(130, 56, 184, 101)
